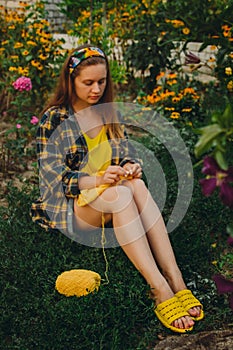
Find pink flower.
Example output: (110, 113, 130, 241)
(16, 123, 22, 129)
(30, 116, 39, 125)
(212, 274, 233, 311)
(200, 156, 233, 209)
(227, 236, 233, 247)
(12, 76, 32, 92)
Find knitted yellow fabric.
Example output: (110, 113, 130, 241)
(55, 269, 101, 297)
(77, 170, 133, 206)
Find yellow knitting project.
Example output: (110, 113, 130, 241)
(77, 170, 133, 206)
(55, 269, 101, 297)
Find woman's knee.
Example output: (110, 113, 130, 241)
(125, 178, 147, 194)
(97, 185, 134, 212)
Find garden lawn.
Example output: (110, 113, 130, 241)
(0, 143, 232, 350)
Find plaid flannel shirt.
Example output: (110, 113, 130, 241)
(31, 105, 142, 233)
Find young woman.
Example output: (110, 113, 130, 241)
(31, 44, 204, 333)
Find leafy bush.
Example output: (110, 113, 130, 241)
(0, 1, 65, 172)
(0, 1, 65, 115)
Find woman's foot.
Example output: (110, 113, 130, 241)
(151, 284, 195, 330)
(163, 271, 202, 319)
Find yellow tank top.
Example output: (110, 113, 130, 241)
(76, 126, 112, 207)
(81, 126, 112, 175)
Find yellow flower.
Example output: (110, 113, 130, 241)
(225, 67, 232, 75)
(27, 40, 37, 46)
(31, 60, 39, 67)
(18, 66, 29, 76)
(44, 47, 51, 53)
(165, 107, 175, 111)
(40, 37, 49, 44)
(227, 80, 233, 91)
(14, 42, 23, 49)
(229, 53, 233, 59)
(2, 40, 9, 45)
(9, 66, 17, 72)
(222, 25, 231, 31)
(171, 19, 185, 28)
(170, 112, 180, 119)
(182, 87, 196, 95)
(208, 57, 216, 63)
(82, 10, 91, 18)
(167, 79, 177, 86)
(40, 19, 50, 26)
(22, 50, 29, 56)
(37, 63, 43, 71)
(141, 107, 152, 111)
(156, 72, 165, 80)
(222, 24, 232, 37)
(211, 243, 217, 248)
(8, 25, 15, 30)
(210, 45, 217, 51)
(168, 73, 177, 79)
(42, 32, 52, 39)
(182, 108, 192, 112)
(212, 260, 218, 266)
(172, 96, 181, 103)
(10, 55, 19, 61)
(19, 1, 29, 7)
(39, 53, 48, 60)
(182, 27, 190, 35)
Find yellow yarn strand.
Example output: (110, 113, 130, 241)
(101, 212, 109, 285)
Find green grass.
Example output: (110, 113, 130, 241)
(0, 139, 232, 349)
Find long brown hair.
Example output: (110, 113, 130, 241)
(43, 44, 123, 139)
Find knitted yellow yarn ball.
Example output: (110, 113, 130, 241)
(55, 269, 101, 297)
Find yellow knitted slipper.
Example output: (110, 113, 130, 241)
(154, 296, 194, 333)
(175, 289, 204, 321)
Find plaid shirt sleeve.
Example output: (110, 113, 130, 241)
(31, 107, 89, 231)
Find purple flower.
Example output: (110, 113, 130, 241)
(30, 116, 39, 125)
(200, 156, 233, 209)
(12, 76, 32, 92)
(185, 51, 201, 64)
(213, 274, 233, 311)
(227, 236, 233, 247)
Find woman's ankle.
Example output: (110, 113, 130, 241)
(162, 269, 187, 294)
(149, 281, 174, 305)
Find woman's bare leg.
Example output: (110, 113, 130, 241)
(122, 179, 201, 318)
(74, 185, 194, 329)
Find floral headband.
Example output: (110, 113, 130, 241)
(69, 47, 106, 74)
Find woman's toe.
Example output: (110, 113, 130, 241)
(173, 316, 194, 329)
(188, 306, 201, 317)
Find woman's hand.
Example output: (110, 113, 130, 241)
(123, 162, 142, 179)
(99, 165, 128, 185)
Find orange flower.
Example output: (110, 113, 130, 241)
(172, 96, 181, 103)
(167, 79, 177, 86)
(170, 112, 180, 119)
(182, 27, 190, 35)
(156, 72, 165, 80)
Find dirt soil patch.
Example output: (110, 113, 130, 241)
(153, 329, 233, 350)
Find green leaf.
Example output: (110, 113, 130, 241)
(214, 149, 228, 170)
(226, 223, 233, 237)
(25, 55, 33, 62)
(221, 103, 233, 129)
(194, 124, 225, 158)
